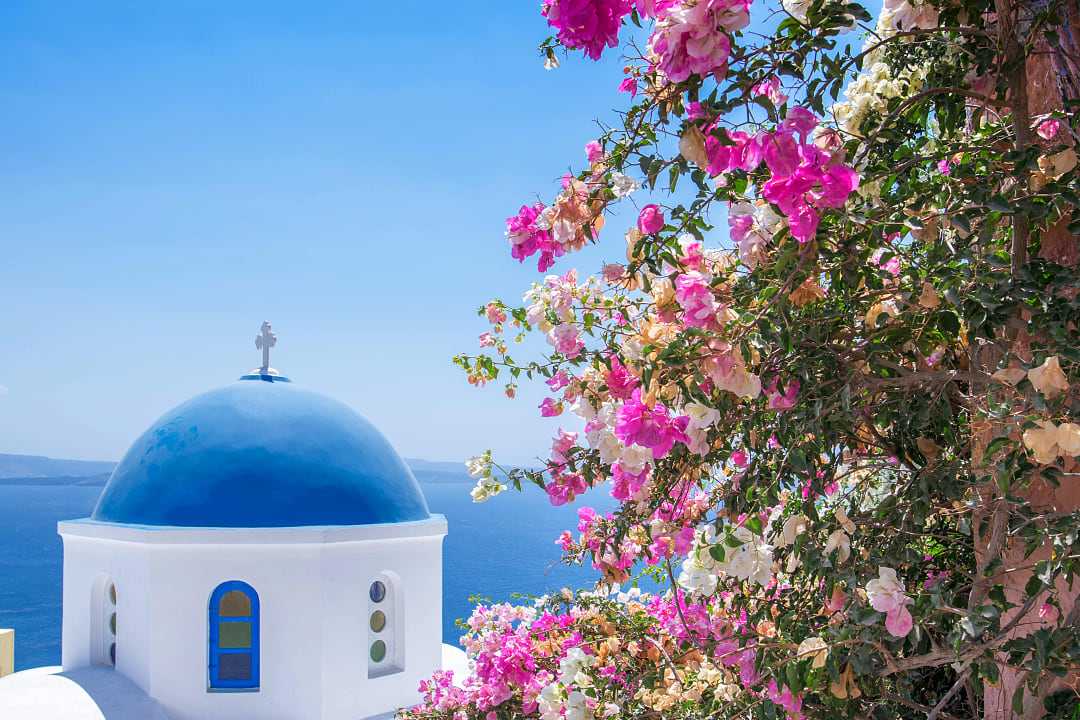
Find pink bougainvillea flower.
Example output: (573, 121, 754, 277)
(867, 567, 915, 637)
(884, 604, 914, 637)
(637, 204, 665, 234)
(1036, 118, 1061, 141)
(549, 428, 579, 467)
(542, 0, 632, 61)
(937, 158, 952, 175)
(556, 530, 574, 550)
(506, 203, 555, 270)
(611, 461, 651, 500)
(648, 0, 749, 83)
(484, 302, 507, 324)
(731, 449, 748, 467)
(605, 356, 639, 400)
(614, 389, 689, 458)
(674, 271, 718, 329)
(752, 76, 788, 105)
(546, 471, 588, 506)
(548, 323, 584, 358)
(585, 140, 605, 164)
(546, 370, 571, 391)
(617, 75, 638, 97)
(539, 398, 564, 417)
(767, 379, 800, 410)
(633, 0, 677, 17)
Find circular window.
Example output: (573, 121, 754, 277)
(109, 613, 117, 635)
(109, 643, 116, 666)
(108, 584, 117, 605)
(369, 581, 386, 603)
(369, 610, 386, 632)
(370, 640, 386, 663)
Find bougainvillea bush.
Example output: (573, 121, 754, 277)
(414, 0, 1080, 718)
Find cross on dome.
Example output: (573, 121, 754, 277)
(255, 321, 278, 375)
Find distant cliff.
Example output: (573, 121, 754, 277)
(0, 453, 469, 485)
(0, 454, 116, 479)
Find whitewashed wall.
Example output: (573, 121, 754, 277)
(59, 517, 446, 720)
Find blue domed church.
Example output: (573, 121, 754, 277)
(0, 323, 463, 720)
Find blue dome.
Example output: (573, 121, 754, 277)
(91, 376, 431, 528)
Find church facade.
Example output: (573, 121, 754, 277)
(0, 324, 463, 720)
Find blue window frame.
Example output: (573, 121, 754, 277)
(208, 581, 260, 691)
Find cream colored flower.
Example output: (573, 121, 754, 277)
(1021, 420, 1080, 464)
(917, 281, 940, 309)
(1028, 356, 1069, 399)
(1058, 423, 1080, 456)
(1040, 148, 1078, 179)
(992, 367, 1027, 386)
(775, 514, 809, 548)
(834, 508, 856, 534)
(789, 278, 827, 307)
(797, 636, 828, 668)
(865, 297, 900, 328)
(679, 125, 709, 169)
(824, 529, 851, 563)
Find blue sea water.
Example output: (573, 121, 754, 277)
(0, 477, 611, 671)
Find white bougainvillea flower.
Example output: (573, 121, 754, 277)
(824, 529, 851, 563)
(1028, 356, 1069, 399)
(797, 636, 828, 668)
(866, 566, 906, 613)
(775, 514, 808, 547)
(466, 451, 494, 478)
(610, 171, 639, 199)
(684, 401, 722, 429)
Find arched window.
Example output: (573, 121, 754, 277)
(208, 581, 259, 691)
(367, 572, 403, 677)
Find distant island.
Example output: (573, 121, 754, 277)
(0, 453, 471, 486)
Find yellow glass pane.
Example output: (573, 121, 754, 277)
(369, 610, 386, 632)
(219, 591, 252, 617)
(108, 584, 117, 605)
(109, 613, 116, 636)
(219, 622, 252, 649)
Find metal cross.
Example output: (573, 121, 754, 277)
(255, 321, 277, 374)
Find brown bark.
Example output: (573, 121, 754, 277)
(977, 1, 1080, 717)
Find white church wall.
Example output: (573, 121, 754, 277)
(60, 534, 156, 691)
(318, 533, 445, 720)
(59, 517, 447, 720)
(145, 541, 325, 720)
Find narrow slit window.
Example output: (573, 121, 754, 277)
(208, 582, 259, 691)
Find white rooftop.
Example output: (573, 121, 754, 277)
(0, 645, 470, 720)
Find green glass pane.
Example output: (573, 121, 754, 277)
(219, 621, 252, 649)
(370, 640, 386, 663)
(219, 591, 252, 617)
(109, 613, 116, 636)
(369, 610, 386, 632)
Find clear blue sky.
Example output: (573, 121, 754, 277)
(0, 2, 639, 466)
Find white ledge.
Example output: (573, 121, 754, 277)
(57, 515, 448, 545)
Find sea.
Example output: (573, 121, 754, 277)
(0, 474, 612, 671)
